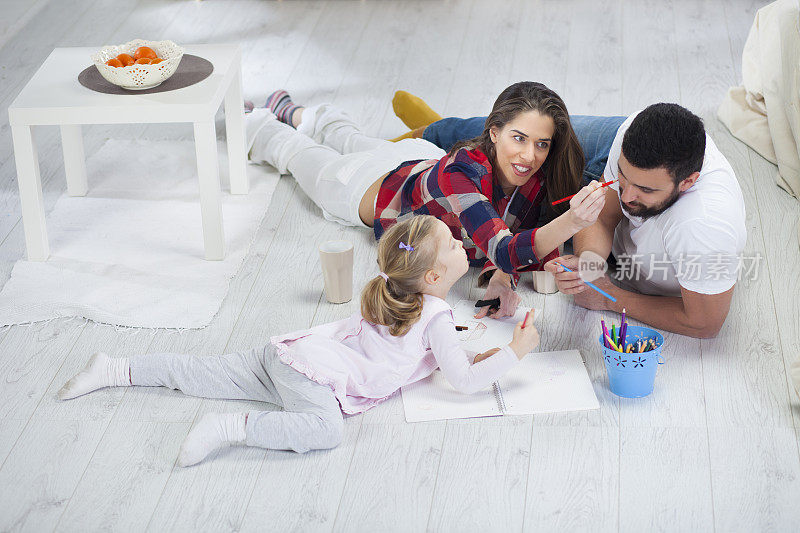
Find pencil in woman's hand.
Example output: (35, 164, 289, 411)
(551, 179, 619, 205)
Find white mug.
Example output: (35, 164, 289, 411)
(319, 240, 354, 304)
(532, 270, 559, 294)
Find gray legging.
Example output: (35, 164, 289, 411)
(129, 344, 343, 453)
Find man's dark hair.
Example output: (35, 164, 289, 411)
(621, 103, 706, 184)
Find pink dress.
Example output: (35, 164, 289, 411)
(271, 294, 519, 414)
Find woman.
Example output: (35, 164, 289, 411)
(246, 82, 606, 318)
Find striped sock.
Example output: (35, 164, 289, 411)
(265, 90, 301, 125)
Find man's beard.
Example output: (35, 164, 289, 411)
(621, 185, 681, 219)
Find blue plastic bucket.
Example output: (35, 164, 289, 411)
(598, 325, 664, 398)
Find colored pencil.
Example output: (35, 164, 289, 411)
(555, 262, 618, 303)
(551, 178, 619, 205)
(605, 334, 620, 351)
(522, 310, 532, 329)
(619, 308, 627, 347)
(601, 320, 610, 348)
(611, 324, 615, 344)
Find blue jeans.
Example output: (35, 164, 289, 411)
(422, 115, 627, 185)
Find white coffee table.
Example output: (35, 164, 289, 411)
(8, 43, 248, 261)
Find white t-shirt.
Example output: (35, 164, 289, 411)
(604, 113, 747, 297)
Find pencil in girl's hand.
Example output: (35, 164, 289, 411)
(522, 310, 532, 329)
(551, 178, 619, 205)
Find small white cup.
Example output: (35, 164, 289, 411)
(532, 270, 559, 294)
(319, 240, 354, 304)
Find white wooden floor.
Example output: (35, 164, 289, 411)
(1, 0, 799, 531)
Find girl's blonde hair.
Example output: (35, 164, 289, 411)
(361, 215, 441, 336)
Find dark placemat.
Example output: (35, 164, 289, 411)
(78, 54, 214, 95)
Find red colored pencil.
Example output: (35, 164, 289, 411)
(551, 179, 619, 205)
(522, 310, 532, 329)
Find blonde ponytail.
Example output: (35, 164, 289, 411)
(361, 215, 440, 336)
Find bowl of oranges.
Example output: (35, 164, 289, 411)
(91, 39, 184, 90)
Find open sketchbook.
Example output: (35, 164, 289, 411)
(401, 300, 600, 422)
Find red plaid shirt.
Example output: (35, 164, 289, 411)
(374, 147, 558, 285)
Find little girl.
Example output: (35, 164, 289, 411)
(59, 215, 540, 467)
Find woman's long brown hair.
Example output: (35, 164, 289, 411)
(450, 81, 584, 215)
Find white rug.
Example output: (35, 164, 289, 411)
(0, 139, 279, 329)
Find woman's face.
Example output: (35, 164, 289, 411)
(489, 110, 555, 193)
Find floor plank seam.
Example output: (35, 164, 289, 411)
(422, 420, 448, 532)
(326, 416, 365, 531)
(50, 380, 128, 532)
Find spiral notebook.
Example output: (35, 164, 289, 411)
(400, 301, 600, 422)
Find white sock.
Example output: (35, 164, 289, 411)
(177, 412, 247, 467)
(57, 352, 130, 400)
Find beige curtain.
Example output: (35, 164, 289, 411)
(718, 0, 800, 199)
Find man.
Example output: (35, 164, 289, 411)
(544, 103, 746, 338)
(394, 95, 747, 338)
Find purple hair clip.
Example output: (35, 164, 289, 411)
(399, 241, 414, 252)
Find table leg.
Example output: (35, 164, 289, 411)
(61, 124, 88, 196)
(224, 64, 248, 195)
(193, 120, 225, 260)
(11, 124, 49, 261)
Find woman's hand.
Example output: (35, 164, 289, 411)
(508, 310, 540, 359)
(473, 348, 501, 364)
(567, 181, 607, 230)
(475, 270, 521, 319)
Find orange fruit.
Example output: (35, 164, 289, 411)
(133, 46, 157, 60)
(134, 58, 152, 64)
(106, 58, 123, 68)
(150, 57, 163, 64)
(117, 53, 134, 66)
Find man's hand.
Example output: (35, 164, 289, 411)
(475, 270, 520, 319)
(473, 348, 501, 364)
(572, 274, 615, 311)
(544, 255, 585, 294)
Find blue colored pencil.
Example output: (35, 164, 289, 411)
(555, 262, 617, 303)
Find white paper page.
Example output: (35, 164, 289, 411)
(498, 350, 600, 415)
(452, 300, 541, 355)
(401, 363, 501, 423)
